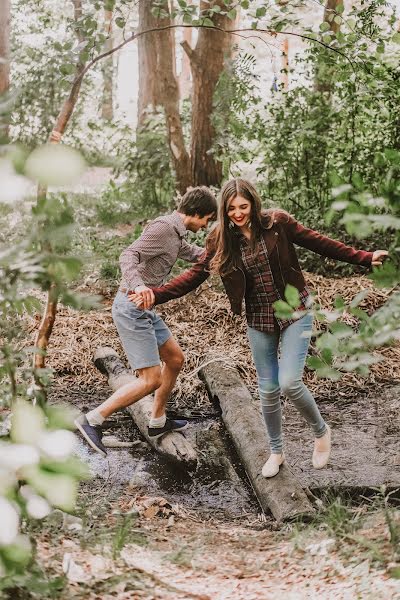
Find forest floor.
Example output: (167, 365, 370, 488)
(6, 182, 400, 599)
(28, 382, 400, 600)
(20, 277, 400, 599)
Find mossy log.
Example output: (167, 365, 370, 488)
(199, 359, 315, 522)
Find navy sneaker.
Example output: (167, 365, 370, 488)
(75, 414, 107, 457)
(147, 418, 188, 440)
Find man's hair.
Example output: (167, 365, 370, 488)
(177, 186, 217, 218)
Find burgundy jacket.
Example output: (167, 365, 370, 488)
(153, 211, 373, 316)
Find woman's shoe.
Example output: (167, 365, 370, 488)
(262, 453, 285, 478)
(312, 425, 331, 469)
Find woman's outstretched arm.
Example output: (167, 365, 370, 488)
(284, 213, 388, 266)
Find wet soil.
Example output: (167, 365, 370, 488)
(284, 384, 400, 491)
(50, 384, 259, 521)
(50, 379, 400, 520)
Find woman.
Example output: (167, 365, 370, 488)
(132, 179, 388, 477)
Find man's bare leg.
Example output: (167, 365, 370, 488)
(151, 336, 185, 419)
(95, 364, 162, 419)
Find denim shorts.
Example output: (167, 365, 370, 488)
(112, 291, 172, 370)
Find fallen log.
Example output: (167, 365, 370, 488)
(199, 359, 315, 522)
(93, 347, 197, 469)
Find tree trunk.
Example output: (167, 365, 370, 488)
(33, 0, 86, 391)
(281, 37, 289, 91)
(199, 359, 315, 522)
(183, 1, 232, 187)
(0, 0, 11, 140)
(179, 26, 192, 98)
(101, 8, 114, 120)
(314, 0, 342, 93)
(93, 347, 198, 468)
(0, 0, 10, 95)
(137, 0, 191, 194)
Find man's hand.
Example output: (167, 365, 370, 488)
(129, 285, 154, 310)
(371, 250, 389, 266)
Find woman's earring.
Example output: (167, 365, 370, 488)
(229, 221, 234, 229)
(247, 220, 252, 229)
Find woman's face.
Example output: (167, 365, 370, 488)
(227, 195, 252, 227)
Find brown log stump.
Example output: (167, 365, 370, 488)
(199, 359, 315, 522)
(93, 347, 197, 469)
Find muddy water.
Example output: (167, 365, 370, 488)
(55, 385, 259, 519)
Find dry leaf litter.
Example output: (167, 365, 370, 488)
(25, 273, 400, 415)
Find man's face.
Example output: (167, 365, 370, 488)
(187, 213, 215, 233)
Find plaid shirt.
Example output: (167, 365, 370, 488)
(119, 211, 204, 291)
(241, 236, 311, 333)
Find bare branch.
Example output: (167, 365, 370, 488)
(181, 39, 195, 62)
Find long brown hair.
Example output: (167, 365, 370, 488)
(209, 178, 273, 276)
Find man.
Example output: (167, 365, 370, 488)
(75, 186, 217, 457)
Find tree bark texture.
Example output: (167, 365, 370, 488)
(34, 0, 86, 377)
(137, 0, 191, 194)
(0, 0, 11, 140)
(183, 0, 232, 187)
(93, 347, 198, 468)
(0, 0, 10, 95)
(101, 8, 114, 120)
(314, 0, 342, 93)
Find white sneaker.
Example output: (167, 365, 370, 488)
(312, 425, 331, 469)
(262, 453, 285, 478)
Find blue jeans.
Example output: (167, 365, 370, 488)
(247, 313, 327, 454)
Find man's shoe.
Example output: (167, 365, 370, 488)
(312, 425, 331, 469)
(147, 418, 188, 440)
(262, 453, 285, 478)
(74, 414, 107, 457)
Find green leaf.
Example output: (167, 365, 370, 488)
(115, 17, 125, 28)
(59, 63, 75, 76)
(320, 22, 330, 32)
(273, 300, 293, 318)
(284, 284, 300, 308)
(333, 296, 345, 310)
(349, 307, 369, 321)
(203, 18, 215, 27)
(329, 321, 353, 338)
(307, 356, 325, 370)
(11, 400, 45, 444)
(241, 0, 250, 8)
(321, 348, 333, 364)
(227, 8, 237, 20)
(392, 32, 400, 44)
(350, 289, 369, 308)
(25, 146, 85, 187)
(256, 7, 267, 18)
(369, 262, 399, 288)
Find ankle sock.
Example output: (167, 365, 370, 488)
(149, 415, 166, 428)
(86, 409, 105, 427)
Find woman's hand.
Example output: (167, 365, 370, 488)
(371, 250, 389, 266)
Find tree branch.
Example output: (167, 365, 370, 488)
(181, 39, 195, 63)
(69, 23, 357, 101)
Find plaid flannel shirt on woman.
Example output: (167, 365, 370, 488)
(240, 236, 311, 333)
